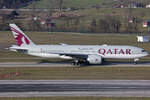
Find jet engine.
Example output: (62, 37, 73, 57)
(87, 55, 102, 64)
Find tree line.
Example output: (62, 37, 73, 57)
(0, 0, 39, 8)
(0, 0, 64, 9)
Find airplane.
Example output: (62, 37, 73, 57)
(8, 24, 149, 66)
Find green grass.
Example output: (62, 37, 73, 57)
(55, 8, 150, 32)
(27, 0, 149, 9)
(1, 67, 150, 80)
(19, 7, 150, 33)
(27, 0, 118, 8)
(16, 0, 150, 33)
(0, 97, 150, 100)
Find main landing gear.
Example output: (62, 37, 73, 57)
(72, 60, 79, 66)
(72, 59, 89, 67)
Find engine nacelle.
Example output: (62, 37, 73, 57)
(87, 55, 102, 64)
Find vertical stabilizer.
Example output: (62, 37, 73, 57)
(9, 24, 35, 46)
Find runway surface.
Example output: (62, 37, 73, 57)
(0, 62, 150, 67)
(0, 80, 150, 97)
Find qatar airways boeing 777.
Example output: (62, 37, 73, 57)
(9, 24, 148, 66)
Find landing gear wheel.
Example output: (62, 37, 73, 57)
(71, 60, 89, 67)
(71, 60, 80, 67)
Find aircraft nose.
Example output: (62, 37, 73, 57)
(141, 49, 149, 56)
(146, 51, 149, 56)
(144, 51, 149, 56)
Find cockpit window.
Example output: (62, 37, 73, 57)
(142, 50, 146, 52)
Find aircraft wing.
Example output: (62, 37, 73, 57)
(59, 43, 69, 45)
(49, 52, 88, 59)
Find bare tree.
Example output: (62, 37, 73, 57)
(0, 0, 5, 8)
(52, 0, 63, 11)
(98, 16, 121, 33)
(90, 19, 97, 32)
(58, 0, 63, 11)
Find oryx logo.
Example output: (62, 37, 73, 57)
(10, 27, 30, 46)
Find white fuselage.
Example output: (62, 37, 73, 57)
(24, 45, 148, 59)
(9, 24, 149, 65)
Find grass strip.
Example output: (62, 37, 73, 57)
(0, 67, 150, 80)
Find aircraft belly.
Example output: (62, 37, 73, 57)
(103, 54, 145, 59)
(28, 53, 60, 58)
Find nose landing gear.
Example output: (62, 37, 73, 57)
(134, 58, 139, 64)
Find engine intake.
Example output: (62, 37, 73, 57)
(87, 55, 102, 64)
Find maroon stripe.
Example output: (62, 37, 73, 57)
(10, 27, 23, 35)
